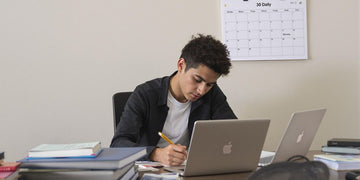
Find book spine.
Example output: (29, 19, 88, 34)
(322, 147, 360, 154)
(328, 141, 360, 147)
(0, 167, 16, 172)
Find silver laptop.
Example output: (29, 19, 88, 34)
(259, 108, 326, 166)
(165, 119, 270, 176)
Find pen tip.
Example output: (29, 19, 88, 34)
(158, 132, 162, 135)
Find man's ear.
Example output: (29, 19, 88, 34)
(177, 58, 186, 72)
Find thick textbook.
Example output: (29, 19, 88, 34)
(18, 147, 146, 170)
(321, 146, 360, 154)
(19, 162, 136, 180)
(314, 154, 360, 171)
(327, 138, 360, 147)
(0, 162, 21, 172)
(28, 141, 101, 158)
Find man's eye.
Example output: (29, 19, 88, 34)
(194, 78, 202, 83)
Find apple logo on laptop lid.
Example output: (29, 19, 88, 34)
(223, 141, 232, 154)
(296, 130, 305, 143)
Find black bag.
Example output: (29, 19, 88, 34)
(345, 170, 360, 180)
(247, 155, 329, 180)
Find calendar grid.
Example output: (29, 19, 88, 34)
(221, 0, 308, 61)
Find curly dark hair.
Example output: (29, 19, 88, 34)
(180, 34, 232, 76)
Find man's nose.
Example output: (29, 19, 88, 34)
(197, 83, 207, 95)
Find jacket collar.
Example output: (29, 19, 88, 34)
(157, 71, 177, 107)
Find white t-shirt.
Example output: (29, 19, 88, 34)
(156, 91, 191, 148)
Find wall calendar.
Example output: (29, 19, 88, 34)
(221, 0, 307, 61)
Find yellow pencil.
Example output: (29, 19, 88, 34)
(158, 132, 174, 144)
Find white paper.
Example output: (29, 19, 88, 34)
(221, 0, 308, 61)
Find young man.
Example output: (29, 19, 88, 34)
(110, 34, 237, 165)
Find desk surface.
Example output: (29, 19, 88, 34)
(19, 150, 348, 180)
(139, 151, 348, 180)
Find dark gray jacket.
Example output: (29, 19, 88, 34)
(110, 72, 237, 158)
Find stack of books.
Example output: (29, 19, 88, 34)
(18, 162, 138, 180)
(0, 152, 21, 180)
(17, 142, 146, 180)
(314, 138, 360, 171)
(321, 138, 360, 155)
(314, 154, 360, 171)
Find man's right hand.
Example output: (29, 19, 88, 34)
(149, 144, 187, 166)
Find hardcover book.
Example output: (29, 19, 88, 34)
(19, 147, 146, 170)
(327, 138, 360, 147)
(0, 162, 21, 172)
(19, 162, 136, 180)
(321, 146, 360, 154)
(28, 141, 101, 158)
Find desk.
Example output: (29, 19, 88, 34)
(139, 151, 348, 180)
(18, 151, 349, 180)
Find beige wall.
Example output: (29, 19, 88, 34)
(358, 0, 360, 137)
(0, 0, 359, 161)
(229, 0, 360, 151)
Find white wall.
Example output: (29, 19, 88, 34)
(0, 0, 359, 161)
